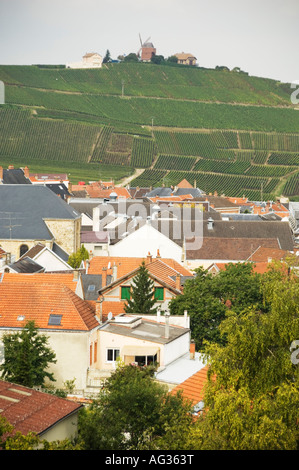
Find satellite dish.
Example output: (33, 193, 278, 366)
(108, 312, 113, 320)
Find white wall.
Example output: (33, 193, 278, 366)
(108, 224, 183, 262)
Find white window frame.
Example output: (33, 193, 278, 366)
(106, 348, 120, 363)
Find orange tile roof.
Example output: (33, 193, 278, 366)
(248, 246, 288, 262)
(85, 185, 131, 199)
(171, 365, 210, 406)
(177, 178, 194, 189)
(0, 283, 99, 331)
(0, 379, 82, 437)
(0, 272, 79, 291)
(88, 255, 192, 278)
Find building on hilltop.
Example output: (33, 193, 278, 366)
(175, 52, 197, 66)
(66, 52, 103, 69)
(138, 35, 156, 62)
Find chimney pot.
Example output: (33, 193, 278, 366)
(147, 252, 152, 263)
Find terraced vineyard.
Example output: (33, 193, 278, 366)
(0, 63, 298, 199)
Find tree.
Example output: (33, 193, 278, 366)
(166, 55, 178, 63)
(103, 49, 111, 63)
(169, 263, 264, 350)
(68, 244, 89, 269)
(0, 321, 57, 388)
(185, 263, 299, 450)
(151, 55, 165, 65)
(124, 261, 157, 314)
(78, 363, 193, 450)
(124, 53, 139, 62)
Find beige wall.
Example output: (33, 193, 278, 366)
(45, 218, 81, 255)
(95, 330, 164, 371)
(39, 411, 80, 443)
(0, 328, 98, 391)
(0, 239, 53, 261)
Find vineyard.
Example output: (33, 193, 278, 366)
(0, 63, 299, 200)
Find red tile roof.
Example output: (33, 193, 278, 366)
(0, 380, 82, 437)
(171, 365, 210, 406)
(88, 255, 192, 278)
(0, 272, 79, 291)
(0, 283, 99, 331)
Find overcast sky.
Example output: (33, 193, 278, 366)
(0, 0, 298, 83)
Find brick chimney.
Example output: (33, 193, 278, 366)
(102, 267, 107, 287)
(24, 166, 29, 178)
(190, 340, 195, 360)
(147, 252, 152, 263)
(175, 274, 181, 290)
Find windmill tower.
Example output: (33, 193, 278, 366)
(137, 34, 156, 62)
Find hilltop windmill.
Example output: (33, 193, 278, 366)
(137, 34, 156, 62)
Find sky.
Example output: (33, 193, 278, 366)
(0, 0, 298, 83)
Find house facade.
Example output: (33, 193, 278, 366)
(66, 52, 103, 69)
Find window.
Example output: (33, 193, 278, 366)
(121, 286, 131, 300)
(135, 354, 157, 367)
(106, 348, 120, 362)
(154, 287, 164, 301)
(48, 314, 62, 326)
(19, 244, 29, 257)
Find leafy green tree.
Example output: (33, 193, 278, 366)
(169, 263, 264, 350)
(167, 55, 178, 63)
(68, 244, 89, 269)
(78, 363, 193, 450)
(124, 261, 157, 314)
(151, 55, 165, 65)
(124, 53, 139, 62)
(185, 263, 299, 450)
(0, 321, 56, 388)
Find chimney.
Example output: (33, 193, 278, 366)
(102, 267, 107, 287)
(156, 249, 161, 258)
(190, 340, 195, 360)
(8, 165, 14, 170)
(112, 263, 118, 282)
(93, 206, 100, 232)
(147, 252, 152, 263)
(24, 166, 29, 178)
(157, 308, 161, 323)
(164, 311, 170, 339)
(73, 269, 79, 281)
(184, 309, 189, 328)
(96, 297, 104, 323)
(175, 274, 181, 290)
(207, 217, 214, 230)
(0, 166, 3, 181)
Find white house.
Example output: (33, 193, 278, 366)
(66, 52, 103, 69)
(89, 313, 191, 382)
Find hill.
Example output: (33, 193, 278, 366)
(0, 62, 298, 198)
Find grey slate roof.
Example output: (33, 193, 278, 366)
(2, 169, 31, 185)
(7, 257, 45, 273)
(0, 185, 80, 241)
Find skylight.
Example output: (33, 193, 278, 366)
(48, 314, 62, 326)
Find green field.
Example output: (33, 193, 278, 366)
(0, 62, 298, 199)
